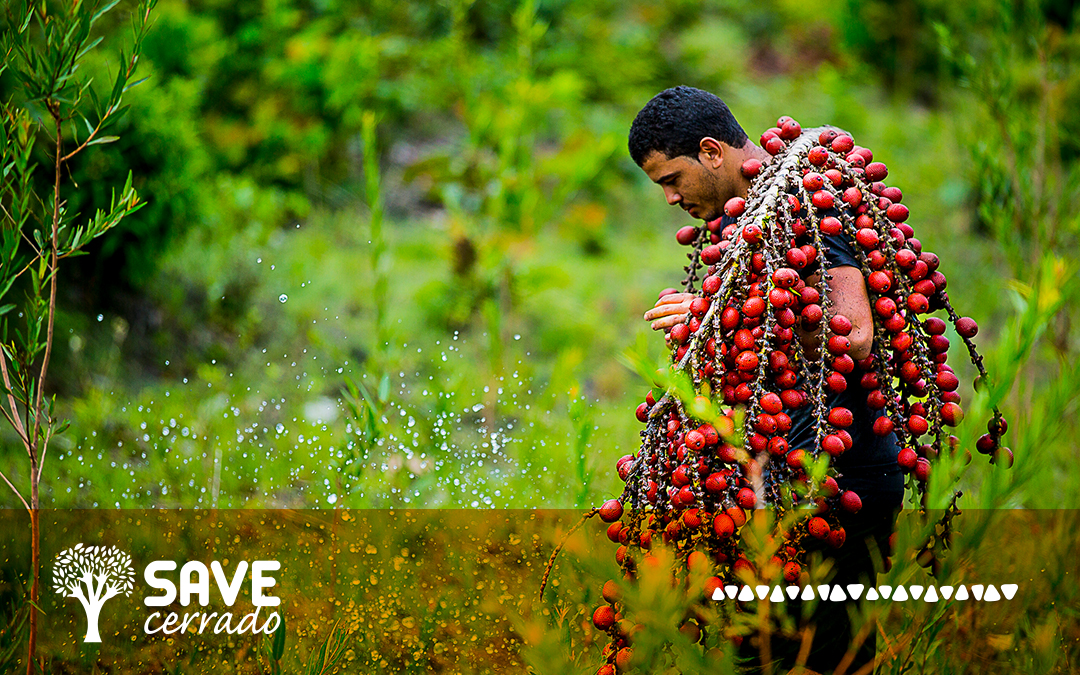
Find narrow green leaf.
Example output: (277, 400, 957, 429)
(122, 76, 149, 93)
(271, 613, 286, 660)
(91, 0, 122, 25)
(378, 374, 390, 403)
(86, 136, 119, 146)
(0, 305, 14, 316)
(74, 35, 103, 63)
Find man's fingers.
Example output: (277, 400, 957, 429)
(655, 292, 695, 306)
(644, 302, 691, 321)
(650, 313, 688, 331)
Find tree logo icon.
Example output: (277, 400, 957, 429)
(53, 543, 136, 642)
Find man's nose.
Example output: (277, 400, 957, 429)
(664, 186, 681, 205)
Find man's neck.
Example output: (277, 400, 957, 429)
(732, 142, 772, 200)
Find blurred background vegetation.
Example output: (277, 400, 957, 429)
(1, 0, 1079, 512)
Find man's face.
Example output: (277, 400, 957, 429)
(640, 149, 730, 222)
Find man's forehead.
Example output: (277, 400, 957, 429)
(641, 151, 694, 181)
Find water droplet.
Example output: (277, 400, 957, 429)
(96, 314, 103, 322)
(256, 257, 262, 263)
(279, 294, 288, 303)
(276, 423, 285, 433)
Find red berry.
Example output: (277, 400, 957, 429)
(742, 224, 763, 244)
(676, 226, 698, 245)
(842, 186, 863, 208)
(941, 402, 964, 427)
(606, 521, 622, 543)
(864, 162, 888, 181)
(737, 487, 757, 509)
(772, 267, 799, 289)
(915, 457, 931, 481)
(812, 190, 834, 209)
(820, 216, 842, 235)
(713, 513, 736, 539)
(840, 490, 862, 513)
(741, 158, 763, 177)
(829, 314, 852, 336)
(786, 247, 808, 269)
(783, 561, 801, 583)
(690, 297, 710, 317)
(599, 499, 624, 522)
(705, 473, 727, 493)
(760, 392, 783, 415)
(725, 197, 746, 217)
(907, 415, 929, 436)
(907, 293, 929, 314)
(897, 447, 917, 469)
(886, 203, 909, 222)
(808, 517, 830, 539)
(868, 270, 891, 293)
(593, 605, 616, 630)
(765, 136, 785, 155)
(874, 297, 896, 318)
(831, 135, 854, 153)
(828, 407, 853, 428)
(742, 296, 766, 317)
(735, 351, 759, 371)
(721, 306, 740, 330)
(819, 129, 839, 146)
(635, 402, 649, 423)
(808, 146, 829, 165)
(780, 119, 802, 140)
(956, 317, 978, 338)
(803, 173, 825, 191)
(855, 228, 880, 249)
(826, 371, 848, 393)
(670, 323, 690, 344)
(827, 335, 851, 355)
(801, 304, 823, 324)
(827, 527, 846, 548)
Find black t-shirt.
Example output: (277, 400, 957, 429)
(719, 206, 904, 504)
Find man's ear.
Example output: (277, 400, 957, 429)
(699, 137, 724, 169)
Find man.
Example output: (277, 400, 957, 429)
(627, 85, 903, 673)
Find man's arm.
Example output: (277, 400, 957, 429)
(810, 265, 874, 360)
(644, 268, 873, 360)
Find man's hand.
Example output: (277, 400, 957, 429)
(644, 292, 695, 331)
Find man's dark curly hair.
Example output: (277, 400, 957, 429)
(628, 86, 749, 166)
